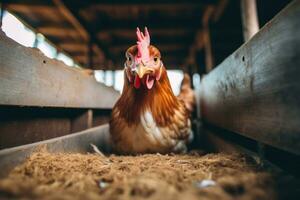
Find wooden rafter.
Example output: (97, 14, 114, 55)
(51, 0, 112, 68)
(53, 0, 89, 41)
(185, 0, 229, 73)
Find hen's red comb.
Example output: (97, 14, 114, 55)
(136, 27, 150, 63)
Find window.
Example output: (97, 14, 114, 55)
(94, 70, 105, 83)
(167, 70, 184, 96)
(113, 70, 124, 92)
(104, 70, 114, 87)
(1, 10, 75, 67)
(94, 69, 183, 95)
(2, 11, 35, 47)
(36, 33, 57, 59)
(56, 53, 74, 67)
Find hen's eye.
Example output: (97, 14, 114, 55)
(125, 55, 133, 68)
(154, 57, 159, 63)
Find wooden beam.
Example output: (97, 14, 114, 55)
(58, 42, 106, 57)
(0, 124, 111, 177)
(88, 40, 94, 69)
(52, 0, 89, 42)
(5, 3, 56, 13)
(199, 1, 300, 155)
(212, 0, 228, 22)
(94, 17, 201, 30)
(108, 33, 194, 46)
(0, 30, 119, 108)
(37, 27, 81, 38)
(202, 6, 215, 72)
(71, 109, 93, 133)
(0, 106, 105, 150)
(60, 0, 113, 68)
(51, 0, 111, 68)
(0, 107, 72, 150)
(72, 55, 103, 65)
(109, 44, 187, 54)
(86, 2, 208, 11)
(0, 3, 4, 27)
(37, 25, 73, 34)
(185, 6, 214, 71)
(240, 0, 259, 41)
(58, 42, 88, 52)
(93, 109, 112, 126)
(97, 28, 193, 38)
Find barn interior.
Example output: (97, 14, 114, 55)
(0, 0, 300, 199)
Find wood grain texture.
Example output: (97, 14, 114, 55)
(0, 31, 119, 108)
(241, 0, 259, 41)
(200, 1, 300, 155)
(71, 109, 93, 133)
(0, 106, 112, 150)
(0, 124, 111, 178)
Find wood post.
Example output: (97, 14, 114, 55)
(200, 1, 300, 155)
(241, 0, 259, 41)
(0, 3, 4, 28)
(203, 26, 214, 72)
(52, 0, 89, 42)
(88, 41, 93, 69)
(202, 6, 215, 73)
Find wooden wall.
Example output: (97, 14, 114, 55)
(200, 1, 300, 155)
(0, 30, 120, 149)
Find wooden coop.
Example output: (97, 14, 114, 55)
(0, 0, 299, 199)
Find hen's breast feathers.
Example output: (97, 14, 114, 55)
(109, 69, 192, 154)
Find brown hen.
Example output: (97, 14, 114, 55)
(109, 28, 193, 154)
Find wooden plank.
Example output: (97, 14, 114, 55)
(0, 3, 4, 27)
(52, 0, 89, 42)
(61, 0, 113, 66)
(202, 6, 215, 72)
(200, 0, 300, 155)
(0, 118, 71, 149)
(0, 124, 111, 178)
(109, 44, 187, 54)
(94, 17, 201, 30)
(52, 0, 108, 69)
(0, 106, 79, 149)
(71, 109, 93, 133)
(185, 6, 214, 70)
(0, 31, 119, 108)
(241, 0, 260, 41)
(93, 109, 111, 126)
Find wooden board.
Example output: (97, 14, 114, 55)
(0, 30, 119, 108)
(200, 1, 300, 155)
(0, 124, 111, 178)
(71, 109, 93, 133)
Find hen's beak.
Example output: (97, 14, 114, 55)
(135, 64, 155, 79)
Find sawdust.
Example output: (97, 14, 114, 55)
(0, 150, 277, 200)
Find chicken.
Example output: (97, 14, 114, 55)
(109, 27, 193, 154)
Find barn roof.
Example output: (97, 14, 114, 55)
(2, 0, 290, 71)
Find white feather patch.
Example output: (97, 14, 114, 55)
(141, 110, 169, 145)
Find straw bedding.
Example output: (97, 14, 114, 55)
(0, 150, 276, 200)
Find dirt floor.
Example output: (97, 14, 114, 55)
(0, 150, 277, 200)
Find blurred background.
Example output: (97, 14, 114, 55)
(0, 0, 292, 94)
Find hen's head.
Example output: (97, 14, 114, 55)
(124, 27, 163, 90)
